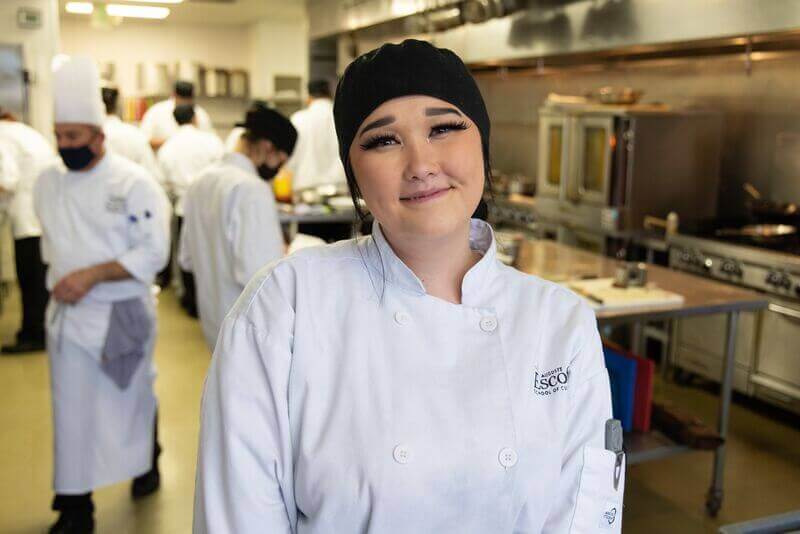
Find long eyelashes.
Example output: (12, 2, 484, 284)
(360, 134, 397, 151)
(359, 121, 470, 151)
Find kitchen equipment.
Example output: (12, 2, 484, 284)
(614, 262, 648, 288)
(743, 182, 799, 221)
(587, 86, 644, 105)
(670, 224, 800, 413)
(229, 70, 249, 98)
(536, 101, 722, 254)
(0, 44, 27, 121)
(567, 277, 684, 311)
(715, 224, 797, 241)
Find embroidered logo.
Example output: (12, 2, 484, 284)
(599, 505, 618, 529)
(106, 195, 127, 214)
(532, 365, 570, 396)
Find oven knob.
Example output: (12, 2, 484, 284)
(721, 260, 742, 277)
(702, 258, 713, 271)
(779, 274, 792, 290)
(765, 271, 777, 286)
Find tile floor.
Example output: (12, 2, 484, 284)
(0, 288, 798, 533)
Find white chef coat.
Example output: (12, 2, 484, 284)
(34, 152, 171, 493)
(285, 98, 345, 191)
(194, 219, 625, 534)
(140, 98, 213, 143)
(104, 115, 163, 185)
(179, 152, 284, 350)
(158, 124, 225, 216)
(0, 120, 56, 239)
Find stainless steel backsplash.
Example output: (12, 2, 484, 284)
(475, 53, 800, 217)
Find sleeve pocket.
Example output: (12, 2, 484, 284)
(570, 446, 625, 533)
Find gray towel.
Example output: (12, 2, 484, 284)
(101, 297, 154, 389)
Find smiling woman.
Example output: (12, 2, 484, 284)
(193, 39, 622, 534)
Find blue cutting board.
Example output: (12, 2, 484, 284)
(603, 347, 638, 432)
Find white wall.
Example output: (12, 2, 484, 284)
(249, 14, 309, 99)
(0, 0, 60, 136)
(60, 19, 252, 98)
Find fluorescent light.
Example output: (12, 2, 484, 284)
(65, 2, 94, 14)
(117, 0, 183, 3)
(105, 4, 170, 19)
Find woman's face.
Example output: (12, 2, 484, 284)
(348, 95, 484, 241)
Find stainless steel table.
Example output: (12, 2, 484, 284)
(277, 204, 361, 239)
(514, 239, 770, 516)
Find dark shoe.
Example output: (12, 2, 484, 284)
(131, 466, 160, 499)
(49, 511, 95, 534)
(1, 339, 45, 354)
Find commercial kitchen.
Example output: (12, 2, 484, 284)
(1, 0, 800, 533)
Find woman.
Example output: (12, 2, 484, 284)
(194, 40, 624, 533)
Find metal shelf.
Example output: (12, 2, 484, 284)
(626, 430, 691, 466)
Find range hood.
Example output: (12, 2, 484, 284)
(310, 0, 800, 67)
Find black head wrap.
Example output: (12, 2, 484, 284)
(174, 80, 194, 99)
(236, 104, 298, 156)
(333, 39, 490, 169)
(173, 104, 195, 125)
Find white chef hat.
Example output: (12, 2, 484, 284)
(53, 55, 105, 127)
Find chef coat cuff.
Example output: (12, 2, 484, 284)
(118, 249, 163, 284)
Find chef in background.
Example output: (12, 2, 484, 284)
(35, 56, 170, 534)
(285, 79, 349, 242)
(0, 107, 57, 354)
(158, 104, 224, 315)
(140, 80, 213, 151)
(101, 86, 163, 185)
(224, 99, 269, 152)
(179, 104, 296, 350)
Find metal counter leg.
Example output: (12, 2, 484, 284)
(706, 310, 739, 517)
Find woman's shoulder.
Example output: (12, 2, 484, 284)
(228, 238, 368, 324)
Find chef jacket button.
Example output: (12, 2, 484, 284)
(480, 316, 498, 332)
(394, 311, 411, 325)
(498, 447, 518, 469)
(393, 444, 411, 464)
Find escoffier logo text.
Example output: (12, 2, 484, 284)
(532, 366, 570, 396)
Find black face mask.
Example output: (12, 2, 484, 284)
(59, 145, 96, 171)
(257, 164, 279, 181)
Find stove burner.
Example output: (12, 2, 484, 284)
(682, 218, 800, 256)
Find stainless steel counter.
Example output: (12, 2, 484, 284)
(513, 238, 769, 516)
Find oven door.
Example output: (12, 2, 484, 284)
(570, 116, 614, 205)
(537, 113, 569, 199)
(751, 297, 800, 409)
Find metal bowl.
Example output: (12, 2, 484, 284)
(591, 86, 644, 105)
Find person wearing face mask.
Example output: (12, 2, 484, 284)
(140, 80, 213, 151)
(157, 103, 224, 309)
(193, 40, 623, 534)
(179, 104, 296, 350)
(34, 56, 171, 534)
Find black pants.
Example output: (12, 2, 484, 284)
(180, 269, 197, 317)
(14, 236, 48, 343)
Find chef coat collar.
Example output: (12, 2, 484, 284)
(224, 151, 258, 177)
(365, 219, 498, 304)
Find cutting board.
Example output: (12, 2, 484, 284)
(566, 278, 684, 311)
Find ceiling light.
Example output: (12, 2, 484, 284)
(105, 4, 170, 19)
(116, 0, 183, 3)
(65, 2, 94, 14)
